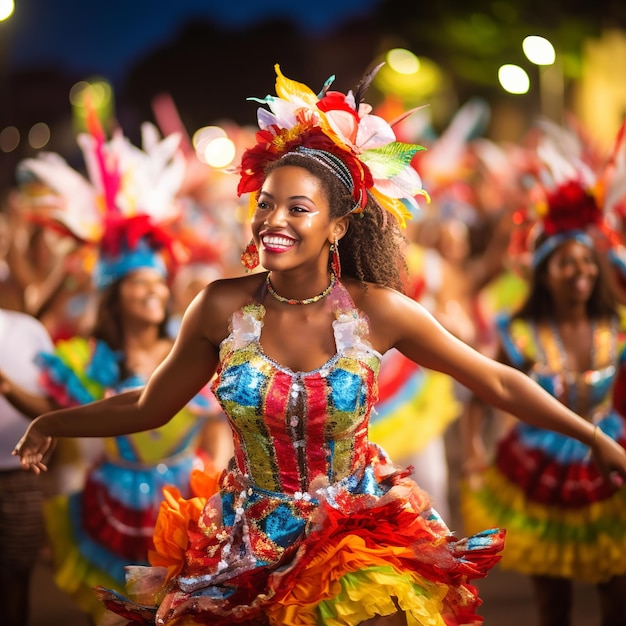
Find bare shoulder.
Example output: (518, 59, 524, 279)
(341, 277, 430, 352)
(186, 273, 268, 345)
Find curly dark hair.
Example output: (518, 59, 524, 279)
(92, 276, 170, 379)
(264, 153, 408, 292)
(513, 234, 617, 322)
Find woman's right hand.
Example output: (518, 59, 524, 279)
(12, 421, 55, 474)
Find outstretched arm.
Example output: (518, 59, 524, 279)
(368, 288, 626, 485)
(13, 285, 222, 473)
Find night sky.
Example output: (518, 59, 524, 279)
(4, 0, 383, 85)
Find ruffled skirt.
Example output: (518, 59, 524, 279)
(461, 411, 626, 583)
(97, 452, 504, 625)
(43, 449, 212, 622)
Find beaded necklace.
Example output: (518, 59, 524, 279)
(266, 272, 336, 305)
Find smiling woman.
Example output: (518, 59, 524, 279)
(13, 64, 626, 626)
(461, 122, 626, 626)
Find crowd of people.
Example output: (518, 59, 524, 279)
(2, 62, 626, 626)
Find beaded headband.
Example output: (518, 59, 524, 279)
(532, 230, 594, 268)
(237, 64, 428, 227)
(281, 146, 363, 213)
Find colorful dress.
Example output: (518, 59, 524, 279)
(462, 314, 626, 583)
(97, 280, 504, 626)
(38, 337, 215, 621)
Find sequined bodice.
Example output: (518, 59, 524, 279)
(498, 316, 625, 420)
(211, 281, 381, 494)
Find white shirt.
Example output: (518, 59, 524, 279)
(0, 308, 54, 469)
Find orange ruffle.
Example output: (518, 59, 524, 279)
(148, 468, 220, 581)
(270, 534, 416, 610)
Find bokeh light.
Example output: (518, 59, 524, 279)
(28, 122, 51, 149)
(386, 48, 420, 75)
(0, 126, 20, 152)
(69, 79, 115, 133)
(498, 64, 530, 94)
(522, 35, 556, 66)
(203, 136, 236, 168)
(375, 48, 443, 105)
(0, 0, 14, 21)
(192, 126, 237, 168)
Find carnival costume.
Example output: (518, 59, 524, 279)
(462, 121, 626, 583)
(16, 116, 217, 620)
(94, 65, 505, 625)
(39, 337, 213, 615)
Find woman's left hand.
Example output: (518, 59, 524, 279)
(592, 429, 626, 488)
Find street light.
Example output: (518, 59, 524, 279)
(522, 36, 556, 65)
(498, 64, 530, 94)
(522, 35, 563, 122)
(0, 0, 14, 21)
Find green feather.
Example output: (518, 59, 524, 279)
(360, 142, 425, 177)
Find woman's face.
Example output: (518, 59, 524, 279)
(251, 165, 339, 271)
(543, 240, 598, 305)
(118, 268, 170, 325)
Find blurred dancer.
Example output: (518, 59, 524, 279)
(14, 117, 219, 623)
(462, 126, 626, 626)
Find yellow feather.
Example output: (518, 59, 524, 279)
(370, 188, 413, 228)
(274, 64, 319, 108)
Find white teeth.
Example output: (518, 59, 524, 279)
(262, 235, 294, 247)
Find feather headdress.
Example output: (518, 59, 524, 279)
(16, 112, 186, 288)
(512, 117, 626, 268)
(237, 64, 428, 228)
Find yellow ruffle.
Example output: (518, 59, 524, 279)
(266, 534, 452, 625)
(322, 566, 448, 626)
(460, 471, 626, 583)
(43, 496, 121, 623)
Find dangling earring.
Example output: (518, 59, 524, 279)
(330, 236, 341, 278)
(241, 239, 259, 271)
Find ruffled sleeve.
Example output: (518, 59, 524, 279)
(36, 337, 122, 407)
(222, 303, 264, 354)
(495, 314, 536, 370)
(333, 310, 382, 363)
